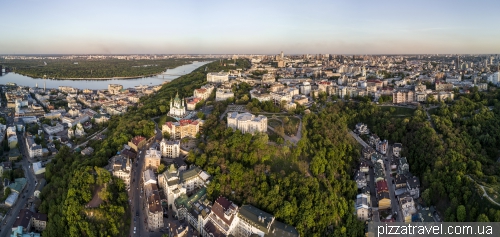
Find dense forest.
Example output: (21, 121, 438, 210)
(2, 58, 195, 79)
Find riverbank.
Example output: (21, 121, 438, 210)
(0, 61, 212, 90)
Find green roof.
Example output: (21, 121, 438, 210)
(8, 178, 27, 193)
(174, 187, 206, 210)
(179, 167, 201, 183)
(238, 205, 274, 233)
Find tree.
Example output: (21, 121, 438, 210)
(158, 164, 166, 174)
(477, 214, 490, 222)
(457, 205, 466, 222)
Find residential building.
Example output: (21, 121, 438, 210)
(111, 155, 132, 188)
(128, 136, 146, 152)
(10, 226, 40, 237)
(299, 82, 311, 95)
(392, 143, 402, 157)
(162, 119, 200, 139)
(376, 140, 388, 155)
(362, 147, 375, 160)
(435, 81, 453, 91)
(108, 84, 123, 94)
(42, 123, 64, 135)
(145, 148, 161, 170)
(25, 135, 42, 158)
(234, 205, 299, 237)
(8, 136, 18, 149)
(407, 176, 420, 198)
(203, 196, 239, 236)
(393, 90, 414, 104)
(145, 184, 164, 231)
(399, 193, 416, 223)
(359, 161, 369, 173)
(160, 139, 180, 158)
(227, 112, 267, 135)
(32, 162, 45, 175)
(159, 166, 210, 208)
(194, 88, 211, 100)
(185, 97, 202, 111)
(398, 157, 410, 175)
(12, 209, 32, 233)
(369, 134, 380, 147)
(144, 169, 157, 186)
(74, 123, 86, 137)
(377, 191, 391, 210)
(33, 179, 46, 199)
(207, 72, 229, 83)
(355, 123, 369, 135)
(355, 170, 367, 189)
(81, 147, 94, 156)
(169, 92, 186, 118)
(31, 212, 48, 232)
(355, 194, 370, 221)
(215, 88, 234, 102)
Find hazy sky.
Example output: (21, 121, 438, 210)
(1, 0, 499, 54)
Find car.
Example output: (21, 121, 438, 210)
(136, 212, 139, 217)
(134, 227, 136, 234)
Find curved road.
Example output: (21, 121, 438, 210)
(466, 175, 500, 206)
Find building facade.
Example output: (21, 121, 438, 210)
(160, 139, 180, 158)
(227, 112, 267, 135)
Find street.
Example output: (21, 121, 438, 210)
(383, 145, 403, 222)
(129, 123, 164, 237)
(0, 129, 37, 237)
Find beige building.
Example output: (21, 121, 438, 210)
(145, 148, 161, 170)
(162, 119, 200, 139)
(435, 81, 453, 91)
(392, 90, 415, 104)
(108, 84, 123, 94)
(207, 72, 229, 83)
(194, 88, 211, 100)
(145, 184, 164, 231)
(111, 155, 132, 188)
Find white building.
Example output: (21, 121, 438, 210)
(42, 123, 64, 135)
(160, 139, 180, 158)
(215, 88, 234, 101)
(75, 123, 86, 137)
(169, 92, 186, 118)
(207, 72, 229, 83)
(32, 162, 45, 175)
(111, 156, 132, 188)
(227, 112, 267, 135)
(299, 82, 311, 95)
(143, 169, 157, 186)
(488, 72, 499, 85)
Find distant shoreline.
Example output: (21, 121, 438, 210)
(12, 72, 166, 80)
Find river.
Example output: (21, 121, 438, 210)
(0, 61, 211, 90)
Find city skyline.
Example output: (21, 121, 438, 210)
(1, 0, 500, 54)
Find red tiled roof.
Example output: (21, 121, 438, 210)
(376, 180, 389, 193)
(211, 196, 236, 226)
(195, 89, 207, 93)
(131, 136, 146, 146)
(164, 122, 173, 129)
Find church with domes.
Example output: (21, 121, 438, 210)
(169, 92, 186, 117)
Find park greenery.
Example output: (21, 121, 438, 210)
(333, 86, 500, 223)
(3, 58, 195, 79)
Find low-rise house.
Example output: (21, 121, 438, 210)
(128, 136, 146, 152)
(355, 194, 371, 221)
(369, 134, 380, 147)
(143, 169, 157, 186)
(12, 209, 32, 233)
(362, 147, 375, 160)
(376, 140, 388, 155)
(390, 158, 399, 174)
(398, 157, 410, 175)
(407, 176, 420, 198)
(81, 147, 94, 156)
(374, 162, 385, 183)
(376, 180, 389, 194)
(377, 191, 391, 210)
(32, 162, 45, 175)
(355, 170, 367, 189)
(145, 184, 164, 231)
(355, 123, 369, 135)
(111, 156, 131, 188)
(359, 161, 369, 173)
(32, 212, 48, 232)
(399, 193, 416, 223)
(392, 143, 402, 157)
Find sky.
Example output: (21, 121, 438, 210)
(1, 0, 499, 54)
